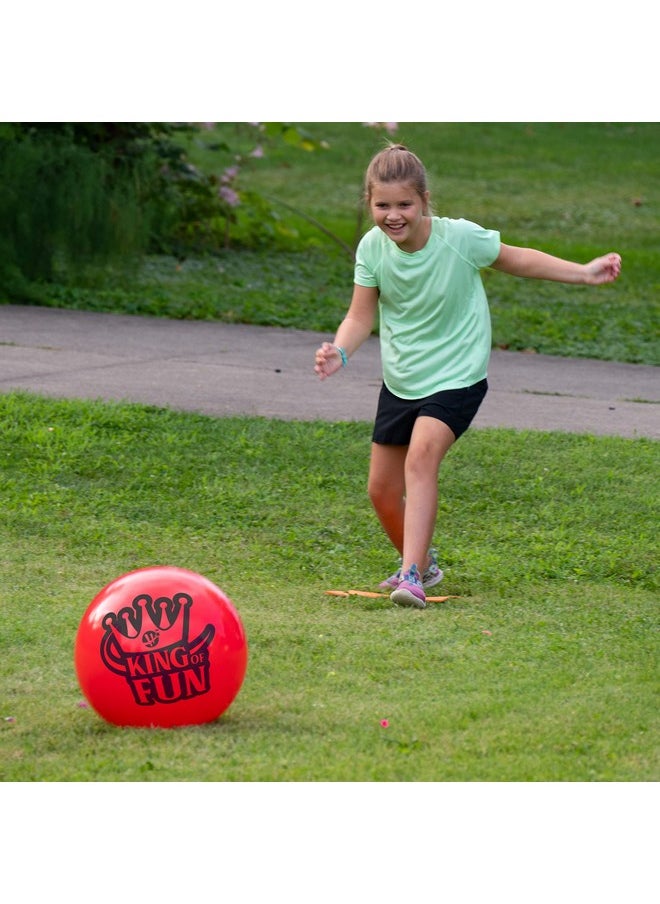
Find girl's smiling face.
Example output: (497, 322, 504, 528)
(369, 180, 430, 253)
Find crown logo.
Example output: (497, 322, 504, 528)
(102, 592, 191, 656)
(100, 591, 216, 707)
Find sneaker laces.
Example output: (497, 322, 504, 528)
(405, 563, 422, 585)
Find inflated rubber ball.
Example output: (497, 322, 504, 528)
(75, 566, 248, 727)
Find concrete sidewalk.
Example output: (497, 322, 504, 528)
(0, 304, 658, 439)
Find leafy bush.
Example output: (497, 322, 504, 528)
(0, 122, 335, 301)
(0, 124, 166, 295)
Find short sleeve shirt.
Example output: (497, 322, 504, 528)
(354, 217, 501, 398)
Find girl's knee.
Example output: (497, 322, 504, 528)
(404, 446, 436, 480)
(368, 476, 399, 510)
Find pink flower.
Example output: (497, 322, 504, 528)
(363, 122, 399, 135)
(221, 165, 240, 184)
(219, 186, 240, 207)
(250, 145, 264, 158)
(380, 719, 389, 728)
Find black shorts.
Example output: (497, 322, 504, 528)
(372, 379, 488, 445)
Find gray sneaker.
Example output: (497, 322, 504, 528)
(421, 548, 444, 589)
(378, 548, 444, 591)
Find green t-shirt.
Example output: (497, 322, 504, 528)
(354, 217, 501, 398)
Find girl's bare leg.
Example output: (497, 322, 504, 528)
(367, 417, 455, 574)
(402, 417, 455, 574)
(367, 443, 408, 556)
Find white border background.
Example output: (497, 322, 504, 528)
(2, 2, 655, 120)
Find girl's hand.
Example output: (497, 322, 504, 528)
(584, 252, 622, 285)
(314, 342, 344, 380)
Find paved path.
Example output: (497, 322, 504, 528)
(0, 304, 658, 439)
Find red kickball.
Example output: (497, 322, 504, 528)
(74, 566, 248, 728)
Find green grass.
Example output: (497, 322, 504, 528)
(1, 392, 657, 781)
(4, 122, 659, 365)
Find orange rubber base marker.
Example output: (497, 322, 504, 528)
(324, 589, 458, 602)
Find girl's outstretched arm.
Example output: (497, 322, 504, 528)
(492, 244, 622, 285)
(314, 284, 378, 380)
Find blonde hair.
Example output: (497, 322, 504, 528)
(364, 143, 431, 214)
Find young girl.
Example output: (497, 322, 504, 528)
(314, 143, 622, 609)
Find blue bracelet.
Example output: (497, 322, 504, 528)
(335, 345, 348, 368)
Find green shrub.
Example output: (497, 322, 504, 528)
(0, 125, 155, 292)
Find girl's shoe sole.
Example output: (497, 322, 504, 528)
(390, 586, 427, 609)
